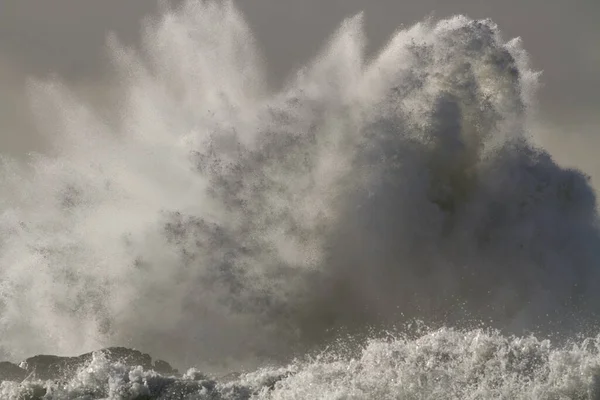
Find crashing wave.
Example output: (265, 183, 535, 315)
(1, 0, 599, 378)
(3, 329, 600, 399)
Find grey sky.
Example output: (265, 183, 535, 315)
(0, 0, 598, 170)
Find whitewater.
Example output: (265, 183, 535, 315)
(2, 0, 600, 398)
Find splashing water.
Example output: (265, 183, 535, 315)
(4, 328, 600, 399)
(1, 0, 600, 385)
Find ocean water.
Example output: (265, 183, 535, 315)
(3, 328, 600, 399)
(2, 0, 600, 398)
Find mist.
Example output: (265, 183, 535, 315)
(0, 0, 599, 376)
(1, 0, 599, 161)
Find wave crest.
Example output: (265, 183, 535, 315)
(0, 1, 598, 371)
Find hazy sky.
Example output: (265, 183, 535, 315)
(1, 0, 598, 173)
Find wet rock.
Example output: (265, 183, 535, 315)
(2, 347, 178, 382)
(0, 361, 27, 382)
(153, 359, 177, 375)
(98, 347, 178, 375)
(22, 354, 78, 381)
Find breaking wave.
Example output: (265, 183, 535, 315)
(1, 0, 600, 388)
(5, 329, 600, 399)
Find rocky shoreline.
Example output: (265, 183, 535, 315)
(0, 348, 293, 399)
(0, 347, 178, 382)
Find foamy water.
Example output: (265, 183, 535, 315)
(3, 328, 600, 399)
(1, 0, 600, 397)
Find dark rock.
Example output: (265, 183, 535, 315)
(0, 361, 27, 382)
(22, 354, 78, 381)
(154, 359, 177, 375)
(16, 347, 178, 381)
(94, 347, 153, 369)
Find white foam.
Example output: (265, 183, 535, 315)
(3, 329, 600, 399)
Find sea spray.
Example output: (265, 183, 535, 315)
(3, 328, 600, 399)
(0, 0, 599, 378)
